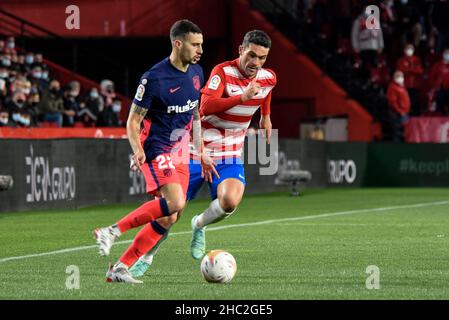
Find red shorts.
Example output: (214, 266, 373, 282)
(141, 153, 190, 198)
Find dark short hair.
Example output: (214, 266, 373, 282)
(170, 19, 202, 42)
(242, 30, 271, 49)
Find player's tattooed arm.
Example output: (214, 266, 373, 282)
(130, 103, 148, 117)
(127, 103, 147, 169)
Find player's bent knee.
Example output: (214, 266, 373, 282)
(167, 199, 186, 214)
(166, 213, 178, 224)
(219, 197, 239, 214)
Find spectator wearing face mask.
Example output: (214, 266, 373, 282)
(41, 66, 50, 84)
(100, 79, 116, 107)
(429, 48, 449, 115)
(97, 97, 122, 127)
(1, 54, 12, 69)
(32, 53, 49, 71)
(351, 8, 385, 81)
(84, 87, 104, 116)
(387, 70, 410, 142)
(62, 81, 80, 126)
(5, 91, 33, 127)
(0, 108, 15, 127)
(21, 80, 32, 97)
(4, 37, 16, 55)
(396, 44, 423, 115)
(38, 80, 65, 127)
(29, 65, 48, 91)
(77, 88, 103, 126)
(24, 53, 34, 73)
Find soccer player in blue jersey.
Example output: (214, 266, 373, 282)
(129, 30, 275, 278)
(94, 20, 213, 284)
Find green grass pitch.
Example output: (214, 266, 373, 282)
(1, 188, 449, 299)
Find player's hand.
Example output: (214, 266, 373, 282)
(259, 116, 272, 144)
(241, 78, 261, 102)
(200, 153, 220, 183)
(131, 150, 146, 171)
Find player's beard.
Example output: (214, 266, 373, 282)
(190, 54, 201, 64)
(245, 65, 259, 77)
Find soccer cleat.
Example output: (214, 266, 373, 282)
(190, 215, 206, 260)
(94, 227, 117, 256)
(129, 257, 153, 278)
(105, 263, 143, 284)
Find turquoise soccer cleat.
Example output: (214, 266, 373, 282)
(190, 215, 206, 260)
(129, 256, 153, 278)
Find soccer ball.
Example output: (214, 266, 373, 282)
(200, 250, 237, 283)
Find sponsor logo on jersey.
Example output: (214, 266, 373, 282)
(208, 75, 221, 90)
(135, 84, 145, 101)
(163, 169, 173, 177)
(167, 99, 199, 114)
(169, 86, 181, 93)
(193, 75, 201, 91)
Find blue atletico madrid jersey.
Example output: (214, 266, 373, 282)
(132, 57, 204, 162)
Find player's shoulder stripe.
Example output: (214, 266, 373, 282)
(258, 68, 276, 80)
(223, 65, 245, 79)
(213, 60, 235, 73)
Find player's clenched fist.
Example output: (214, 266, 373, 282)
(241, 78, 261, 102)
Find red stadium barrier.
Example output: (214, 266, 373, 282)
(405, 117, 449, 143)
(0, 127, 127, 139)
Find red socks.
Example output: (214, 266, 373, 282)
(119, 221, 167, 267)
(116, 198, 169, 233)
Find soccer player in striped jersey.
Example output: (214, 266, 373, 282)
(129, 30, 276, 277)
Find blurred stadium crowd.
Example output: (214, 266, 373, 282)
(0, 36, 123, 128)
(269, 0, 449, 140)
(3, 0, 449, 138)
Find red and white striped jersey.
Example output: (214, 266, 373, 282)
(193, 58, 276, 160)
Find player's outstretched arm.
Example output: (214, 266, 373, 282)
(127, 103, 147, 170)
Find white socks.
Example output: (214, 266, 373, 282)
(114, 261, 128, 270)
(140, 254, 154, 265)
(195, 199, 230, 229)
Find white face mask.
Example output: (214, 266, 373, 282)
(0, 116, 8, 125)
(395, 76, 405, 85)
(112, 103, 121, 113)
(405, 49, 414, 57)
(444, 53, 449, 63)
(90, 91, 99, 99)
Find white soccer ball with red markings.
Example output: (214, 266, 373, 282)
(200, 250, 237, 283)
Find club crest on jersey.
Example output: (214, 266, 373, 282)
(167, 99, 199, 113)
(135, 84, 145, 101)
(208, 75, 221, 90)
(193, 75, 200, 91)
